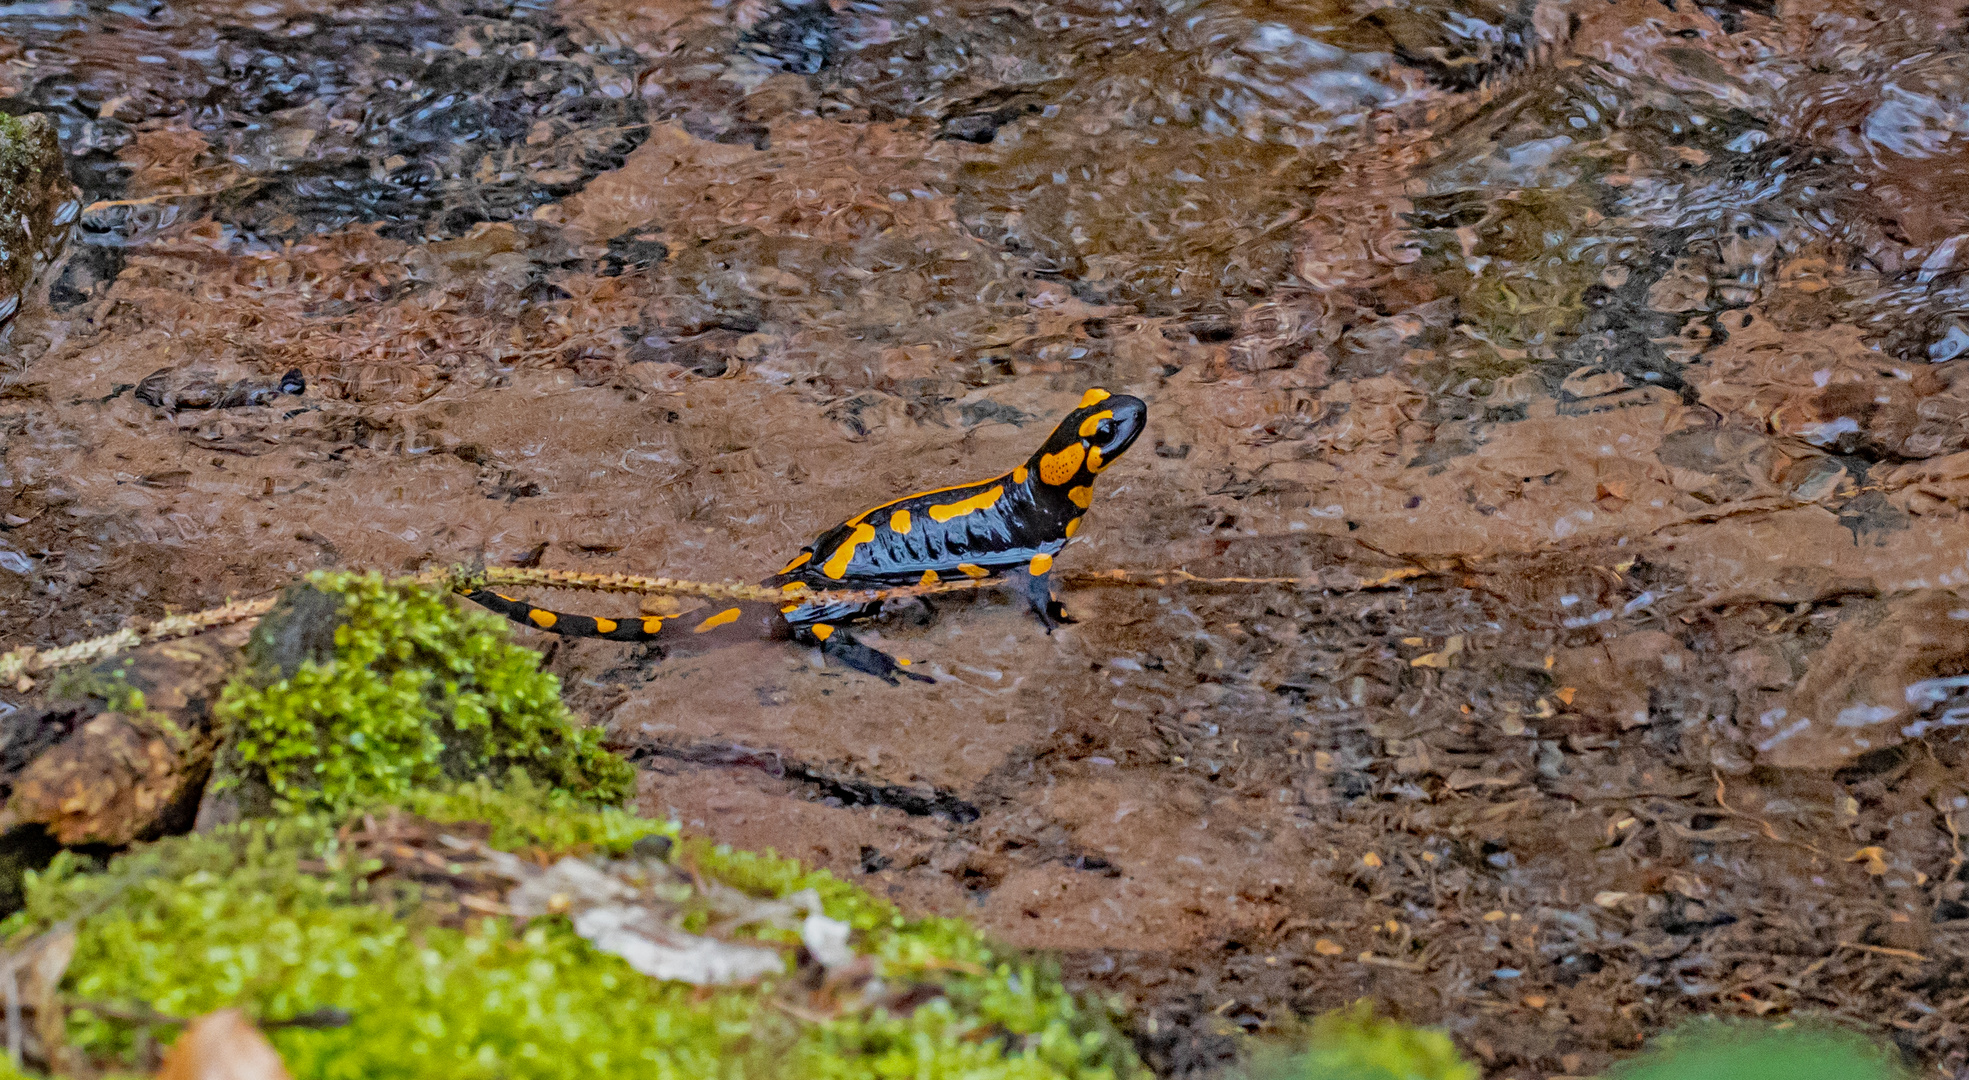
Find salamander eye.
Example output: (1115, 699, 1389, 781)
(1093, 420, 1115, 443)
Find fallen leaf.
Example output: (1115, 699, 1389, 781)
(157, 1009, 291, 1080)
(1361, 852, 1383, 868)
(1410, 634, 1466, 669)
(1593, 891, 1630, 908)
(1555, 687, 1577, 706)
(571, 906, 787, 985)
(1848, 846, 1888, 875)
(800, 901, 855, 971)
(20, 925, 74, 1068)
(1313, 938, 1345, 956)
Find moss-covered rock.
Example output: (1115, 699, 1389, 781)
(0, 635, 243, 850)
(1, 782, 1143, 1080)
(212, 571, 633, 816)
(0, 112, 78, 333)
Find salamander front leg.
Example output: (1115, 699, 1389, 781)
(803, 624, 932, 685)
(1018, 570, 1076, 633)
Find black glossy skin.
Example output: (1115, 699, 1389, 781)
(464, 389, 1147, 684)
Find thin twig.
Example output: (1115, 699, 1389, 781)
(0, 595, 279, 688)
(1712, 770, 1825, 858)
(1937, 798, 1964, 881)
(1837, 941, 1927, 962)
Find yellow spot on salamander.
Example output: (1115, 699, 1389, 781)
(957, 563, 990, 579)
(1030, 553, 1053, 576)
(781, 581, 809, 595)
(920, 569, 940, 586)
(495, 592, 520, 602)
(1079, 388, 1111, 408)
(1068, 485, 1093, 508)
(1064, 516, 1081, 538)
(1039, 444, 1085, 485)
(898, 657, 911, 666)
(1078, 409, 1114, 437)
(890, 509, 912, 534)
(812, 624, 834, 641)
(694, 607, 741, 633)
(779, 550, 813, 574)
(846, 479, 992, 527)
(821, 522, 878, 579)
(781, 603, 800, 613)
(527, 609, 558, 629)
(640, 617, 664, 634)
(1086, 445, 1106, 473)
(594, 617, 618, 634)
(928, 484, 1003, 523)
(1013, 465, 1029, 484)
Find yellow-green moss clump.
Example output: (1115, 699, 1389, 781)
(215, 572, 633, 814)
(3, 782, 1142, 1080)
(1608, 1019, 1909, 1080)
(1242, 1003, 1476, 1080)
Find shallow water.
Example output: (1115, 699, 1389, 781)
(5, 0, 1969, 1073)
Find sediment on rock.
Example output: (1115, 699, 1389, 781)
(0, 112, 78, 334)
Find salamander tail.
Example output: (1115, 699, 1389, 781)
(462, 589, 678, 642)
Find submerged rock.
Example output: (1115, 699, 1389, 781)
(1691, 317, 1969, 460)
(0, 113, 79, 335)
(1750, 590, 1969, 769)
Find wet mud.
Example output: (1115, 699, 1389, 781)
(5, 0, 1969, 1074)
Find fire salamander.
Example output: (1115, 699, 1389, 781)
(465, 389, 1147, 684)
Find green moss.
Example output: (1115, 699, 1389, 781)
(1, 797, 1142, 1080)
(401, 773, 671, 854)
(0, 112, 34, 190)
(1608, 1019, 1908, 1080)
(0, 111, 68, 303)
(46, 661, 148, 716)
(215, 572, 633, 815)
(1243, 1003, 1477, 1080)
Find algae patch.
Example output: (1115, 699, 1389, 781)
(214, 572, 633, 815)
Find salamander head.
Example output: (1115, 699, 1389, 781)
(1025, 389, 1147, 491)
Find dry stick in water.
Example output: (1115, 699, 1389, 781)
(0, 561, 1440, 684)
(0, 596, 281, 689)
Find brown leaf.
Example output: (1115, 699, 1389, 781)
(1848, 846, 1889, 876)
(157, 1009, 292, 1080)
(20, 926, 75, 1069)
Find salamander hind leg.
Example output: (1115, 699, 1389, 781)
(800, 624, 932, 685)
(1017, 570, 1076, 632)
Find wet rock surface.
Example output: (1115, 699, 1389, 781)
(4, 0, 1969, 1074)
(0, 113, 77, 336)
